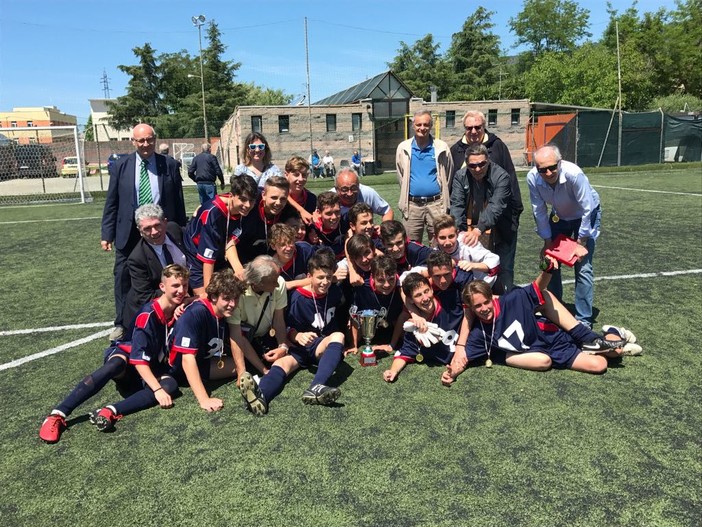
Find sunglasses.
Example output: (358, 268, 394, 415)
(537, 163, 559, 174)
(248, 144, 266, 151)
(464, 125, 483, 132)
(467, 161, 488, 169)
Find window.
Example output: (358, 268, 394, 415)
(487, 109, 497, 126)
(511, 108, 520, 125)
(278, 115, 290, 133)
(326, 114, 337, 132)
(27, 120, 34, 127)
(251, 116, 262, 133)
(10, 121, 17, 127)
(352, 113, 362, 132)
(445, 111, 455, 128)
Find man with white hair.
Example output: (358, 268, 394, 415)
(332, 168, 393, 221)
(527, 144, 601, 328)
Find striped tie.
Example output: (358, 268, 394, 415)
(138, 159, 153, 205)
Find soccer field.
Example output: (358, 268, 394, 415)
(0, 165, 700, 526)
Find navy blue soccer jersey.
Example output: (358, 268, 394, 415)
(128, 299, 172, 371)
(465, 282, 580, 367)
(293, 189, 317, 215)
(184, 194, 243, 269)
(352, 276, 403, 344)
(287, 284, 343, 337)
(397, 297, 462, 365)
(279, 242, 316, 282)
(432, 268, 474, 322)
(393, 240, 435, 273)
(309, 216, 349, 260)
(235, 197, 295, 265)
(168, 298, 230, 372)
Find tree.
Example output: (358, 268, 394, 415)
(387, 34, 450, 100)
(445, 7, 502, 100)
(509, 0, 591, 54)
(84, 115, 94, 141)
(649, 94, 702, 113)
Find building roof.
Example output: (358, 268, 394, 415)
(313, 71, 414, 105)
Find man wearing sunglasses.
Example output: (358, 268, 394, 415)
(450, 143, 517, 293)
(189, 143, 225, 205)
(527, 144, 601, 328)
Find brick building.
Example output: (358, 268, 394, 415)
(0, 106, 77, 144)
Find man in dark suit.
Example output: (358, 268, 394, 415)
(101, 123, 187, 341)
(122, 203, 188, 331)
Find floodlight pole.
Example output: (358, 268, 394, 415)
(192, 15, 209, 142)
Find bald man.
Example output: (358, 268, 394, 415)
(101, 123, 187, 340)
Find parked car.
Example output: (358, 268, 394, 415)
(60, 156, 80, 177)
(15, 144, 58, 179)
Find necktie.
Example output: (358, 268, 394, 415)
(138, 159, 153, 206)
(162, 244, 174, 266)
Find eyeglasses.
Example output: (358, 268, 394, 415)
(248, 144, 266, 151)
(464, 125, 484, 132)
(537, 163, 559, 174)
(467, 161, 488, 169)
(337, 185, 359, 193)
(133, 137, 155, 144)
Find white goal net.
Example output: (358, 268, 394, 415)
(0, 126, 92, 205)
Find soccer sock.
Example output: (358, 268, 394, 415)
(55, 358, 126, 417)
(112, 377, 178, 417)
(311, 342, 344, 386)
(567, 323, 601, 345)
(258, 365, 286, 403)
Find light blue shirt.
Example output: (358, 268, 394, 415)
(133, 153, 160, 206)
(527, 160, 601, 240)
(409, 138, 440, 197)
(330, 183, 390, 216)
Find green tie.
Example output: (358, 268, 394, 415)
(138, 159, 153, 206)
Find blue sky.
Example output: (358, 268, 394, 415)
(0, 0, 676, 126)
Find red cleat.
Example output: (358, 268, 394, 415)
(39, 414, 67, 444)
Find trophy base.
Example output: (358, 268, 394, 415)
(359, 346, 377, 367)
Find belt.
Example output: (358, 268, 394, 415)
(409, 194, 441, 204)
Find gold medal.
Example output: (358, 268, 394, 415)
(485, 358, 493, 368)
(416, 353, 424, 363)
(217, 359, 225, 370)
(269, 328, 276, 337)
(552, 213, 560, 223)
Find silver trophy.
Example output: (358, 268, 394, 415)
(350, 307, 387, 366)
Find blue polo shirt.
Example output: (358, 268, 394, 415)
(409, 138, 440, 197)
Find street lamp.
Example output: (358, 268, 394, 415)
(191, 14, 208, 141)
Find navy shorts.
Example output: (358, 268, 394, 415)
(289, 335, 324, 368)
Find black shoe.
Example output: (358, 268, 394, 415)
(301, 384, 341, 406)
(238, 372, 268, 416)
(581, 337, 626, 354)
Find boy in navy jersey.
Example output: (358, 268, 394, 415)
(225, 176, 295, 276)
(39, 264, 190, 443)
(169, 269, 247, 412)
(237, 249, 346, 415)
(442, 260, 627, 386)
(308, 191, 348, 259)
(432, 214, 499, 287)
(350, 255, 405, 356)
(345, 204, 381, 285)
(183, 174, 258, 296)
(269, 223, 315, 292)
(284, 156, 317, 224)
(379, 220, 434, 274)
(384, 273, 463, 383)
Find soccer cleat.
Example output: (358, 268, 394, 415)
(581, 337, 627, 354)
(622, 342, 643, 356)
(301, 384, 341, 406)
(602, 325, 637, 343)
(39, 414, 67, 444)
(238, 372, 268, 416)
(90, 407, 122, 432)
(108, 326, 125, 342)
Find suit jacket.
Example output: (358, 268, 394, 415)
(101, 152, 187, 251)
(122, 222, 186, 329)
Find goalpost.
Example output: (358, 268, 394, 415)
(0, 125, 92, 206)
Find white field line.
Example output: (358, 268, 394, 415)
(1, 269, 701, 372)
(0, 321, 112, 336)
(0, 329, 111, 371)
(592, 185, 702, 197)
(0, 216, 100, 225)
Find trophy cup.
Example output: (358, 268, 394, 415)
(350, 307, 387, 367)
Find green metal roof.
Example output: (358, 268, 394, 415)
(313, 71, 413, 105)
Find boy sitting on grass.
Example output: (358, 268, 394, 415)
(238, 249, 347, 415)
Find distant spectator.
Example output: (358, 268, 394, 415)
(234, 132, 282, 189)
(309, 149, 323, 178)
(351, 150, 364, 176)
(322, 150, 335, 178)
(189, 143, 225, 205)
